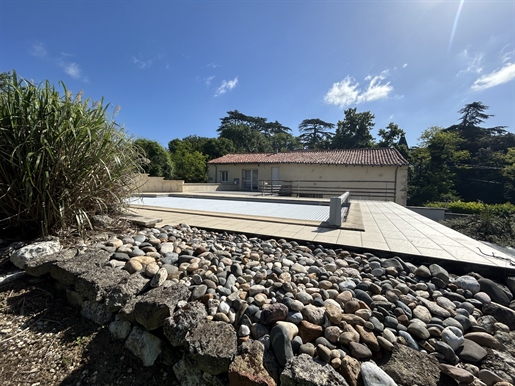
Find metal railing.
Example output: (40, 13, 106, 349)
(258, 179, 396, 201)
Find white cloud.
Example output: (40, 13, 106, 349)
(132, 57, 153, 69)
(471, 62, 515, 91)
(31, 42, 47, 58)
(324, 70, 393, 108)
(205, 75, 215, 87)
(402, 63, 408, 68)
(62, 62, 82, 79)
(215, 77, 238, 96)
(458, 49, 484, 75)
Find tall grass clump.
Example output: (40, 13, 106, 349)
(0, 71, 143, 237)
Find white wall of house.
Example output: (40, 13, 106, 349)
(208, 163, 408, 205)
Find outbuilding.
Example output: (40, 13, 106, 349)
(208, 148, 409, 205)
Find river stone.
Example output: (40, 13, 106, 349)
(441, 326, 465, 351)
(271, 323, 294, 367)
(463, 332, 501, 349)
(429, 264, 449, 288)
(261, 303, 289, 325)
(280, 354, 349, 386)
(301, 305, 326, 325)
(482, 302, 515, 330)
(185, 320, 237, 375)
(440, 364, 474, 383)
(349, 341, 372, 359)
(407, 321, 430, 340)
(415, 265, 431, 278)
(455, 275, 481, 294)
(457, 338, 488, 363)
(360, 361, 398, 386)
(478, 278, 512, 306)
(412, 305, 432, 323)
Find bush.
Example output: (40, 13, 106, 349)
(134, 138, 173, 179)
(426, 200, 515, 216)
(0, 72, 144, 237)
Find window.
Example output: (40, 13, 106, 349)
(220, 171, 229, 183)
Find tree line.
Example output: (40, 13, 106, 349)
(140, 102, 515, 206)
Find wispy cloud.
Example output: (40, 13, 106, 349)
(30, 42, 47, 58)
(402, 63, 408, 68)
(132, 54, 164, 69)
(215, 77, 238, 96)
(62, 62, 82, 79)
(471, 62, 515, 91)
(207, 62, 219, 69)
(458, 49, 484, 75)
(205, 75, 215, 87)
(324, 70, 393, 108)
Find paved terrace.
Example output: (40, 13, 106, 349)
(129, 193, 515, 275)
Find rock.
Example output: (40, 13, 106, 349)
(75, 267, 130, 302)
(349, 341, 372, 360)
(185, 320, 238, 375)
(434, 341, 459, 365)
(440, 364, 475, 384)
(379, 344, 446, 386)
(355, 324, 380, 352)
(340, 355, 361, 386)
(24, 248, 76, 277)
(81, 300, 112, 325)
(133, 283, 190, 330)
(464, 332, 501, 349)
(482, 302, 515, 330)
(124, 325, 162, 366)
(457, 339, 488, 363)
(108, 320, 132, 340)
(415, 265, 431, 278)
(260, 303, 288, 325)
(228, 340, 276, 386)
(280, 354, 349, 386)
(429, 264, 449, 288)
(271, 323, 294, 367)
(441, 326, 465, 351)
(50, 248, 111, 285)
(150, 267, 168, 287)
(10, 239, 61, 269)
(173, 356, 228, 386)
(455, 275, 481, 294)
(298, 320, 324, 343)
(360, 361, 398, 386)
(164, 301, 207, 347)
(301, 305, 326, 325)
(478, 369, 505, 386)
(478, 278, 512, 306)
(407, 321, 431, 340)
(104, 273, 149, 312)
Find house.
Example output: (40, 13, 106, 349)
(208, 148, 409, 205)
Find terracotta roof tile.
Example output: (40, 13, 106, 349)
(208, 148, 409, 166)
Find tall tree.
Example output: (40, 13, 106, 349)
(332, 108, 375, 149)
(135, 138, 173, 179)
(202, 137, 236, 160)
(298, 118, 335, 149)
(377, 122, 406, 148)
(168, 139, 208, 182)
(218, 124, 272, 153)
(408, 127, 469, 205)
(270, 132, 301, 152)
(459, 101, 493, 127)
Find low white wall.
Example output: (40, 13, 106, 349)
(407, 206, 447, 222)
(134, 174, 238, 193)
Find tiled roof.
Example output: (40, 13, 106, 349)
(208, 148, 409, 166)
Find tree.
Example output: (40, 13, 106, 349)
(270, 132, 302, 152)
(298, 118, 335, 149)
(134, 138, 173, 179)
(332, 108, 374, 149)
(408, 127, 469, 205)
(218, 124, 272, 153)
(202, 137, 236, 160)
(168, 139, 208, 182)
(261, 120, 291, 139)
(459, 102, 493, 127)
(377, 122, 406, 148)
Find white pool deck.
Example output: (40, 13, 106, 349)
(129, 193, 515, 273)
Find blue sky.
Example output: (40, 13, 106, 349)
(1, 0, 514, 149)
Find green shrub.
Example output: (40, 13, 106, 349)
(134, 138, 174, 179)
(426, 200, 515, 216)
(0, 71, 144, 236)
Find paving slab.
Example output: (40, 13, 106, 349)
(129, 195, 515, 274)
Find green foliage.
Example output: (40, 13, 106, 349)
(168, 138, 208, 182)
(202, 137, 236, 160)
(134, 138, 173, 179)
(298, 118, 335, 149)
(0, 72, 143, 236)
(377, 122, 405, 148)
(408, 127, 469, 205)
(332, 108, 375, 149)
(427, 200, 515, 216)
(218, 124, 272, 153)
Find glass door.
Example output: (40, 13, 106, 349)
(243, 169, 259, 191)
